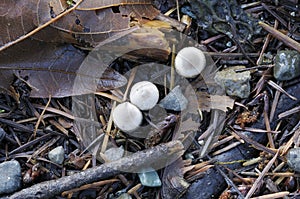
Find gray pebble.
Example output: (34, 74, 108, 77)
(159, 85, 188, 111)
(104, 146, 124, 162)
(0, 160, 22, 194)
(138, 169, 161, 187)
(274, 50, 300, 81)
(214, 66, 251, 98)
(48, 146, 65, 164)
(287, 148, 300, 172)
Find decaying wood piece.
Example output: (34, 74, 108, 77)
(3, 141, 184, 199)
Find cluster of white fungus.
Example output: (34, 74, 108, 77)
(113, 47, 206, 132)
(113, 81, 159, 132)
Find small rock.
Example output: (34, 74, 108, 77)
(214, 66, 251, 98)
(48, 146, 65, 164)
(116, 193, 132, 199)
(274, 50, 300, 81)
(0, 160, 22, 194)
(138, 169, 162, 187)
(185, 153, 195, 161)
(159, 85, 188, 111)
(287, 148, 300, 172)
(104, 146, 124, 162)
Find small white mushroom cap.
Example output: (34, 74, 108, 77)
(129, 81, 159, 110)
(113, 102, 143, 132)
(175, 47, 206, 78)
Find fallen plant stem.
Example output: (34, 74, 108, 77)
(3, 141, 184, 199)
(249, 191, 289, 199)
(33, 104, 74, 120)
(267, 80, 297, 101)
(34, 96, 51, 138)
(257, 20, 278, 65)
(95, 92, 122, 103)
(245, 151, 279, 199)
(278, 106, 300, 119)
(61, 179, 119, 197)
(259, 21, 300, 52)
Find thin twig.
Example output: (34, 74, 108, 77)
(245, 151, 279, 199)
(269, 82, 282, 122)
(267, 80, 297, 101)
(34, 96, 51, 138)
(61, 179, 119, 197)
(278, 106, 300, 119)
(33, 104, 74, 120)
(95, 92, 122, 103)
(122, 67, 138, 102)
(249, 191, 289, 199)
(256, 20, 278, 65)
(100, 101, 116, 154)
(212, 141, 242, 156)
(4, 141, 184, 199)
(170, 44, 176, 90)
(261, 3, 287, 28)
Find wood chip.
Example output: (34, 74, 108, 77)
(197, 92, 235, 112)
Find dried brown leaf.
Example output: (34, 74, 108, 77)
(77, 0, 153, 10)
(52, 9, 130, 34)
(0, 0, 82, 50)
(0, 39, 127, 98)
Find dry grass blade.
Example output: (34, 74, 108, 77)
(95, 92, 122, 102)
(212, 135, 235, 149)
(278, 106, 300, 119)
(212, 141, 242, 156)
(267, 80, 297, 101)
(170, 44, 176, 90)
(8, 134, 52, 156)
(280, 122, 300, 155)
(122, 67, 138, 102)
(49, 120, 69, 136)
(205, 52, 259, 57)
(100, 101, 116, 154)
(256, 20, 278, 65)
(33, 104, 74, 120)
(269, 82, 282, 122)
(29, 136, 61, 161)
(34, 96, 51, 138)
(233, 125, 280, 134)
(16, 114, 57, 124)
(245, 151, 279, 199)
(259, 21, 300, 53)
(127, 183, 142, 195)
(62, 179, 119, 197)
(231, 127, 279, 157)
(264, 108, 275, 148)
(249, 191, 289, 199)
(261, 3, 287, 27)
